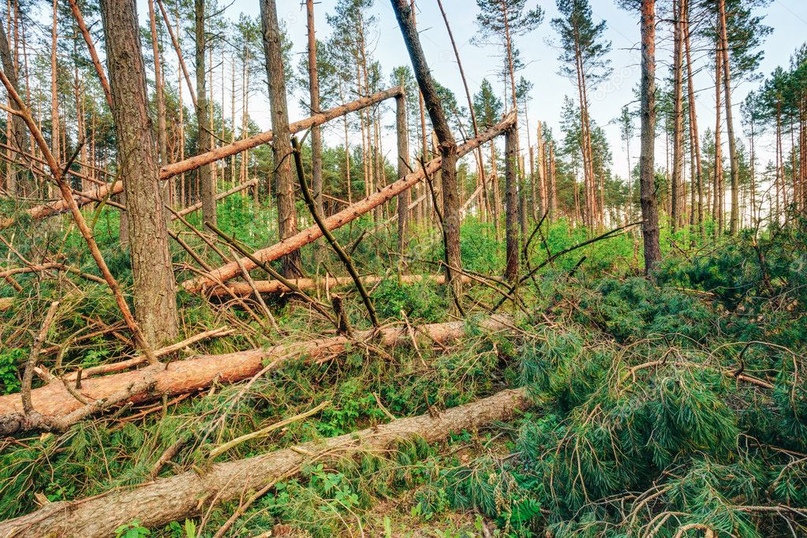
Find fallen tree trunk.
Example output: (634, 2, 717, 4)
(207, 273, 472, 298)
(0, 387, 529, 538)
(0, 316, 512, 435)
(184, 111, 517, 294)
(0, 88, 403, 230)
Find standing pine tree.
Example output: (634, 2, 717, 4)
(552, 0, 611, 230)
(475, 0, 543, 281)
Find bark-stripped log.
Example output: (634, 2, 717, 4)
(207, 274, 473, 298)
(0, 387, 529, 538)
(0, 316, 512, 435)
(0, 88, 404, 231)
(184, 112, 517, 294)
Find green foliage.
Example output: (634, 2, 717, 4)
(115, 520, 150, 538)
(0, 348, 25, 394)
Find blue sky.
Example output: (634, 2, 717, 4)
(220, 0, 807, 176)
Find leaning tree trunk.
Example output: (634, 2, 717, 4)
(0, 388, 530, 538)
(640, 0, 661, 273)
(182, 113, 515, 294)
(260, 0, 302, 277)
(100, 0, 179, 346)
(390, 0, 463, 306)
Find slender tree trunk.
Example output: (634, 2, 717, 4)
(50, 0, 60, 171)
(549, 142, 557, 220)
(0, 19, 30, 195)
(391, 0, 463, 304)
(683, 0, 703, 235)
(195, 0, 215, 227)
(640, 0, 661, 273)
(504, 127, 519, 282)
(396, 93, 410, 255)
(99, 0, 179, 346)
(714, 43, 724, 237)
(306, 0, 323, 216)
(718, 0, 740, 235)
(671, 0, 685, 232)
(260, 0, 302, 277)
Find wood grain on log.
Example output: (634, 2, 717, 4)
(0, 316, 512, 435)
(0, 387, 529, 538)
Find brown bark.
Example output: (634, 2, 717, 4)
(504, 128, 519, 282)
(671, 0, 685, 232)
(306, 0, 323, 216)
(640, 0, 661, 273)
(683, 0, 703, 234)
(396, 93, 411, 255)
(0, 387, 529, 538)
(714, 42, 724, 236)
(719, 0, 740, 235)
(195, 0, 215, 227)
(183, 112, 516, 294)
(391, 0, 463, 305)
(100, 0, 179, 347)
(207, 273, 473, 298)
(0, 88, 404, 231)
(0, 18, 30, 195)
(260, 0, 300, 277)
(0, 315, 513, 435)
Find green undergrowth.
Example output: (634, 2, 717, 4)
(2, 198, 807, 536)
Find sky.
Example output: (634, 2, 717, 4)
(216, 0, 807, 177)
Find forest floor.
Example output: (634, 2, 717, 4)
(1, 198, 806, 537)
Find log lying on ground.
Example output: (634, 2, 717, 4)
(184, 111, 517, 294)
(0, 87, 403, 231)
(208, 274, 473, 298)
(0, 387, 529, 538)
(0, 316, 513, 435)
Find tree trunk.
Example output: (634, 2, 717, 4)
(195, 0, 215, 227)
(0, 315, 511, 435)
(683, 0, 703, 235)
(183, 113, 515, 294)
(640, 0, 661, 273)
(306, 0, 324, 216)
(396, 93, 411, 255)
(100, 0, 179, 347)
(718, 0, 740, 235)
(714, 43, 724, 237)
(390, 0, 463, 305)
(0, 388, 529, 538)
(504, 127, 519, 282)
(0, 19, 30, 196)
(260, 0, 300, 276)
(671, 0, 685, 232)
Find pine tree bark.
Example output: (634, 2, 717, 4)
(0, 387, 529, 538)
(714, 44, 724, 237)
(306, 0, 324, 216)
(396, 93, 411, 255)
(100, 0, 179, 346)
(195, 0, 215, 227)
(640, 0, 661, 273)
(683, 0, 703, 234)
(0, 19, 30, 196)
(504, 127, 519, 282)
(390, 0, 463, 304)
(718, 0, 740, 235)
(671, 0, 685, 232)
(260, 0, 302, 277)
